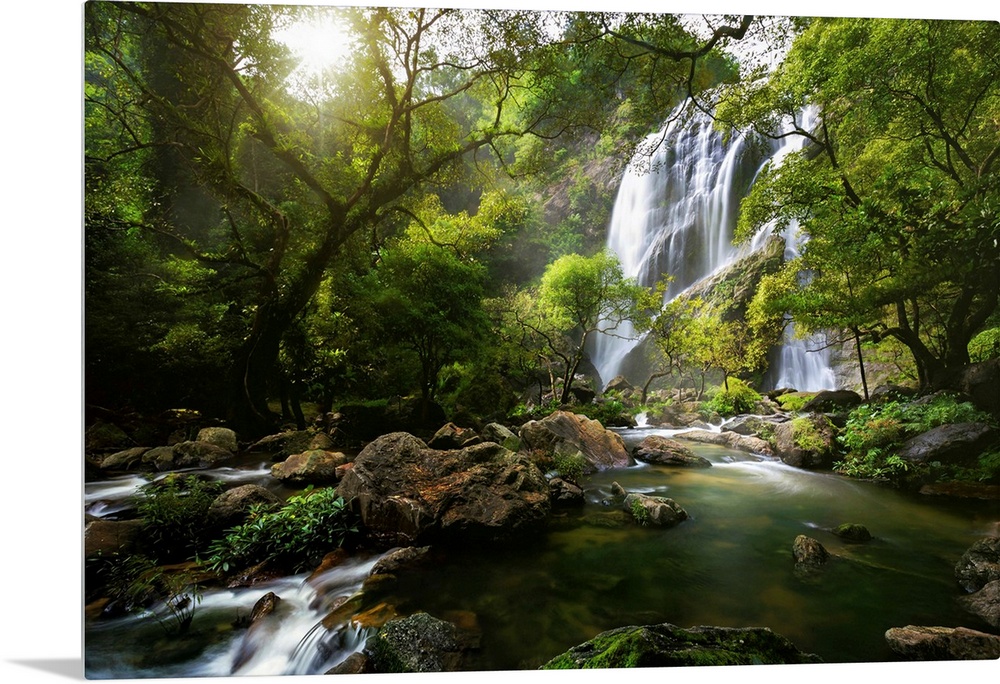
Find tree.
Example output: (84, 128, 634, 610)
(85, 3, 581, 434)
(516, 251, 653, 404)
(720, 18, 1000, 391)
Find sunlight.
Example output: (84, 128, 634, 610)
(276, 10, 354, 80)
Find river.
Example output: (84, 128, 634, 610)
(83, 429, 997, 677)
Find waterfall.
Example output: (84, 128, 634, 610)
(591, 102, 835, 392)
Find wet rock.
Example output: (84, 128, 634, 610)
(100, 446, 151, 471)
(519, 410, 633, 472)
(427, 423, 481, 450)
(884, 625, 1000, 660)
(170, 440, 235, 469)
(196, 427, 238, 452)
(248, 430, 317, 460)
(833, 523, 872, 542)
(233, 592, 284, 671)
(723, 414, 787, 436)
(674, 429, 773, 456)
(481, 422, 521, 452)
(541, 623, 821, 668)
(801, 389, 863, 413)
(772, 413, 837, 469)
(955, 537, 1000, 593)
(327, 652, 372, 674)
(793, 535, 829, 568)
(336, 433, 550, 547)
(959, 579, 1000, 629)
(86, 421, 133, 453)
(633, 435, 711, 467)
(549, 477, 585, 506)
(369, 546, 432, 577)
(623, 492, 688, 528)
(604, 375, 634, 393)
(207, 484, 281, 531)
(918, 482, 1000, 500)
(364, 612, 478, 672)
(141, 445, 177, 470)
(307, 548, 352, 584)
(84, 519, 145, 559)
(958, 359, 1000, 421)
(897, 423, 997, 466)
(271, 449, 350, 486)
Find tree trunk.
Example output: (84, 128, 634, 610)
(852, 327, 869, 402)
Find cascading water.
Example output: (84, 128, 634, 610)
(591, 102, 836, 392)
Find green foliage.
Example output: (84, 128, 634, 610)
(706, 378, 761, 417)
(776, 393, 813, 412)
(204, 487, 358, 574)
(969, 327, 1000, 363)
(790, 416, 830, 453)
(629, 497, 650, 526)
(96, 553, 202, 635)
(552, 451, 589, 483)
(570, 399, 629, 427)
(835, 395, 995, 481)
(135, 476, 225, 561)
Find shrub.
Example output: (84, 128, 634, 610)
(95, 552, 202, 634)
(204, 486, 359, 575)
(776, 393, 814, 412)
(969, 326, 1000, 362)
(791, 416, 831, 453)
(706, 378, 761, 417)
(552, 450, 589, 482)
(135, 475, 225, 561)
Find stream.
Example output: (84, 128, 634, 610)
(83, 428, 998, 677)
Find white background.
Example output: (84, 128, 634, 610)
(2, 1, 996, 683)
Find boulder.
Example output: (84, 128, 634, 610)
(85, 421, 133, 453)
(196, 427, 238, 453)
(959, 579, 1000, 629)
(481, 422, 521, 452)
(792, 535, 829, 568)
(723, 414, 787, 436)
(248, 430, 317, 460)
(335, 433, 550, 546)
(801, 389, 863, 413)
(541, 622, 821, 668)
(674, 429, 773, 456)
(570, 385, 597, 404)
(548, 477, 585, 506)
(84, 519, 144, 559)
(955, 537, 1000, 593)
(100, 447, 151, 471)
(233, 591, 284, 672)
(897, 423, 997, 466)
(364, 612, 478, 673)
(207, 484, 281, 531)
(772, 414, 837, 469)
(623, 493, 688, 528)
(519, 410, 633, 473)
(427, 423, 481, 450)
(958, 359, 1000, 421)
(369, 546, 432, 578)
(603, 375, 634, 393)
(884, 625, 1000, 660)
(633, 435, 711, 468)
(833, 523, 872, 543)
(170, 440, 236, 469)
(271, 450, 351, 486)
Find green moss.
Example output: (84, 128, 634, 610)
(791, 416, 830, 453)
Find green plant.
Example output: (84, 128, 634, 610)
(97, 553, 202, 635)
(791, 416, 831, 453)
(552, 450, 588, 483)
(969, 326, 1000, 362)
(204, 486, 359, 574)
(706, 378, 761, 416)
(135, 475, 225, 561)
(776, 393, 813, 412)
(629, 497, 650, 526)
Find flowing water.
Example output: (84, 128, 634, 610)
(84, 437, 997, 677)
(591, 103, 836, 392)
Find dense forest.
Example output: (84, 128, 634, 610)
(82, 3, 1000, 678)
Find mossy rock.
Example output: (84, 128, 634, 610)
(541, 623, 821, 669)
(834, 523, 872, 542)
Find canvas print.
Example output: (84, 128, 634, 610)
(83, 1, 1000, 678)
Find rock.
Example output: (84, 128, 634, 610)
(84, 519, 144, 559)
(233, 591, 284, 671)
(801, 389, 863, 413)
(541, 622, 821, 668)
(955, 537, 1000, 593)
(248, 430, 317, 459)
(959, 579, 1000, 629)
(723, 414, 787, 436)
(427, 423, 481, 450)
(141, 445, 178, 470)
(570, 385, 597, 404)
(307, 432, 336, 451)
(171, 440, 236, 469)
(610, 481, 627, 499)
(897, 423, 997, 466)
(633, 435, 711, 467)
(85, 421, 133, 453)
(623, 493, 688, 528)
(481, 422, 521, 452)
(603, 375, 634, 393)
(369, 546, 432, 577)
(336, 433, 550, 546)
(364, 612, 478, 673)
(772, 413, 837, 469)
(549, 477, 585, 506)
(918, 482, 1000, 500)
(958, 359, 1000, 421)
(249, 591, 281, 623)
(674, 429, 773, 456)
(519, 410, 633, 472)
(833, 523, 872, 542)
(884, 625, 1000, 660)
(207, 484, 281, 531)
(792, 535, 829, 568)
(307, 549, 352, 584)
(271, 449, 351, 485)
(100, 447, 151, 471)
(327, 652, 372, 674)
(196, 427, 238, 452)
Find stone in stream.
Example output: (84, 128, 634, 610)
(518, 410, 634, 473)
(958, 579, 1000, 629)
(954, 536, 1000, 593)
(632, 435, 712, 468)
(792, 535, 829, 570)
(206, 484, 281, 531)
(364, 612, 479, 672)
(884, 625, 1000, 660)
(541, 622, 821, 668)
(270, 449, 351, 485)
(833, 523, 872, 543)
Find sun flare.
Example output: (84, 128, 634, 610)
(276, 11, 353, 78)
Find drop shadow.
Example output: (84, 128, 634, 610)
(7, 658, 83, 680)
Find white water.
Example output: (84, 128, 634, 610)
(591, 103, 835, 392)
